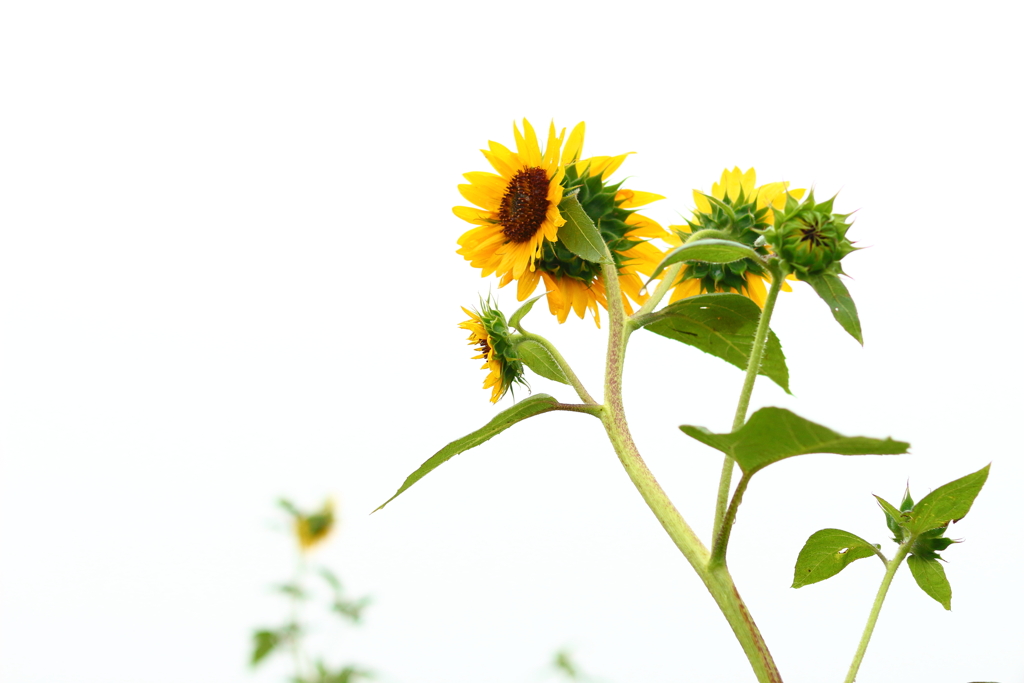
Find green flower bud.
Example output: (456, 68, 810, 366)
(763, 192, 856, 278)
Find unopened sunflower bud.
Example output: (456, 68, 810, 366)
(764, 192, 856, 278)
(295, 499, 335, 551)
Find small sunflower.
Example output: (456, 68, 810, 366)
(496, 122, 667, 325)
(458, 299, 526, 403)
(294, 499, 335, 552)
(667, 167, 804, 307)
(455, 119, 566, 281)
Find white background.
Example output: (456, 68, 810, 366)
(2, 1, 1022, 682)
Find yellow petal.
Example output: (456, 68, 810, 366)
(616, 189, 665, 208)
(458, 183, 498, 209)
(693, 190, 712, 214)
(453, 205, 493, 224)
(562, 122, 586, 165)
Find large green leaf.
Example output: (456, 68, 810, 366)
(907, 554, 952, 609)
(804, 273, 863, 344)
(375, 394, 579, 511)
(792, 529, 881, 588)
(649, 239, 762, 280)
(557, 194, 611, 264)
(508, 294, 544, 331)
(639, 293, 790, 393)
(515, 340, 569, 385)
(679, 407, 909, 476)
(905, 465, 990, 534)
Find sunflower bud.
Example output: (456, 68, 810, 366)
(286, 499, 335, 552)
(763, 192, 856, 278)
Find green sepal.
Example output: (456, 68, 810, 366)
(907, 554, 953, 610)
(899, 486, 914, 511)
(875, 495, 909, 542)
(648, 238, 763, 281)
(515, 340, 569, 385)
(557, 193, 612, 264)
(792, 529, 882, 588)
(679, 407, 909, 477)
(508, 294, 544, 331)
(904, 464, 990, 535)
(638, 293, 790, 393)
(375, 394, 593, 511)
(803, 272, 863, 344)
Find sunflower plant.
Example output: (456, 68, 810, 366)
(377, 120, 991, 682)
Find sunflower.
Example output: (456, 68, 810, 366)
(294, 499, 335, 552)
(497, 122, 667, 325)
(667, 167, 804, 307)
(458, 299, 526, 403)
(455, 119, 566, 281)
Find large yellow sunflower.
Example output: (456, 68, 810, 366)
(455, 120, 566, 281)
(667, 167, 804, 308)
(458, 300, 526, 403)
(500, 122, 667, 325)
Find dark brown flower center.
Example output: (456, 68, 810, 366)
(498, 167, 551, 243)
(799, 221, 826, 247)
(474, 338, 492, 359)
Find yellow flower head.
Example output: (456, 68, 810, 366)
(500, 122, 667, 325)
(455, 119, 567, 281)
(292, 499, 335, 552)
(667, 167, 804, 307)
(458, 299, 526, 403)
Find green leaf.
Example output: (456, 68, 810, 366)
(679, 407, 909, 476)
(375, 394, 575, 511)
(251, 630, 281, 666)
(508, 294, 544, 331)
(276, 583, 307, 599)
(557, 194, 612, 264)
(516, 340, 569, 384)
(905, 464, 990, 534)
(649, 239, 762, 280)
(639, 293, 790, 393)
(319, 567, 342, 592)
(804, 273, 863, 344)
(792, 529, 881, 588)
(907, 554, 952, 609)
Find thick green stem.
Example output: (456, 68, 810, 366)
(712, 267, 785, 541)
(517, 331, 598, 405)
(844, 544, 910, 683)
(599, 261, 783, 683)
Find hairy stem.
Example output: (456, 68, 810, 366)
(599, 261, 783, 683)
(712, 266, 785, 541)
(844, 544, 911, 683)
(517, 331, 599, 405)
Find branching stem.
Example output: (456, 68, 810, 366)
(517, 331, 599, 405)
(712, 265, 786, 542)
(598, 258, 783, 683)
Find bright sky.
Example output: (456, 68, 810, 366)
(2, 2, 1022, 682)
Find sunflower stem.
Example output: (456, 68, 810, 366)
(633, 262, 682, 320)
(517, 332, 598, 405)
(844, 543, 911, 683)
(711, 264, 785, 543)
(599, 260, 783, 683)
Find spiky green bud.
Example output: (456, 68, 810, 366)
(763, 192, 856, 278)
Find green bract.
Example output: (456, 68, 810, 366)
(675, 191, 772, 295)
(763, 192, 856, 278)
